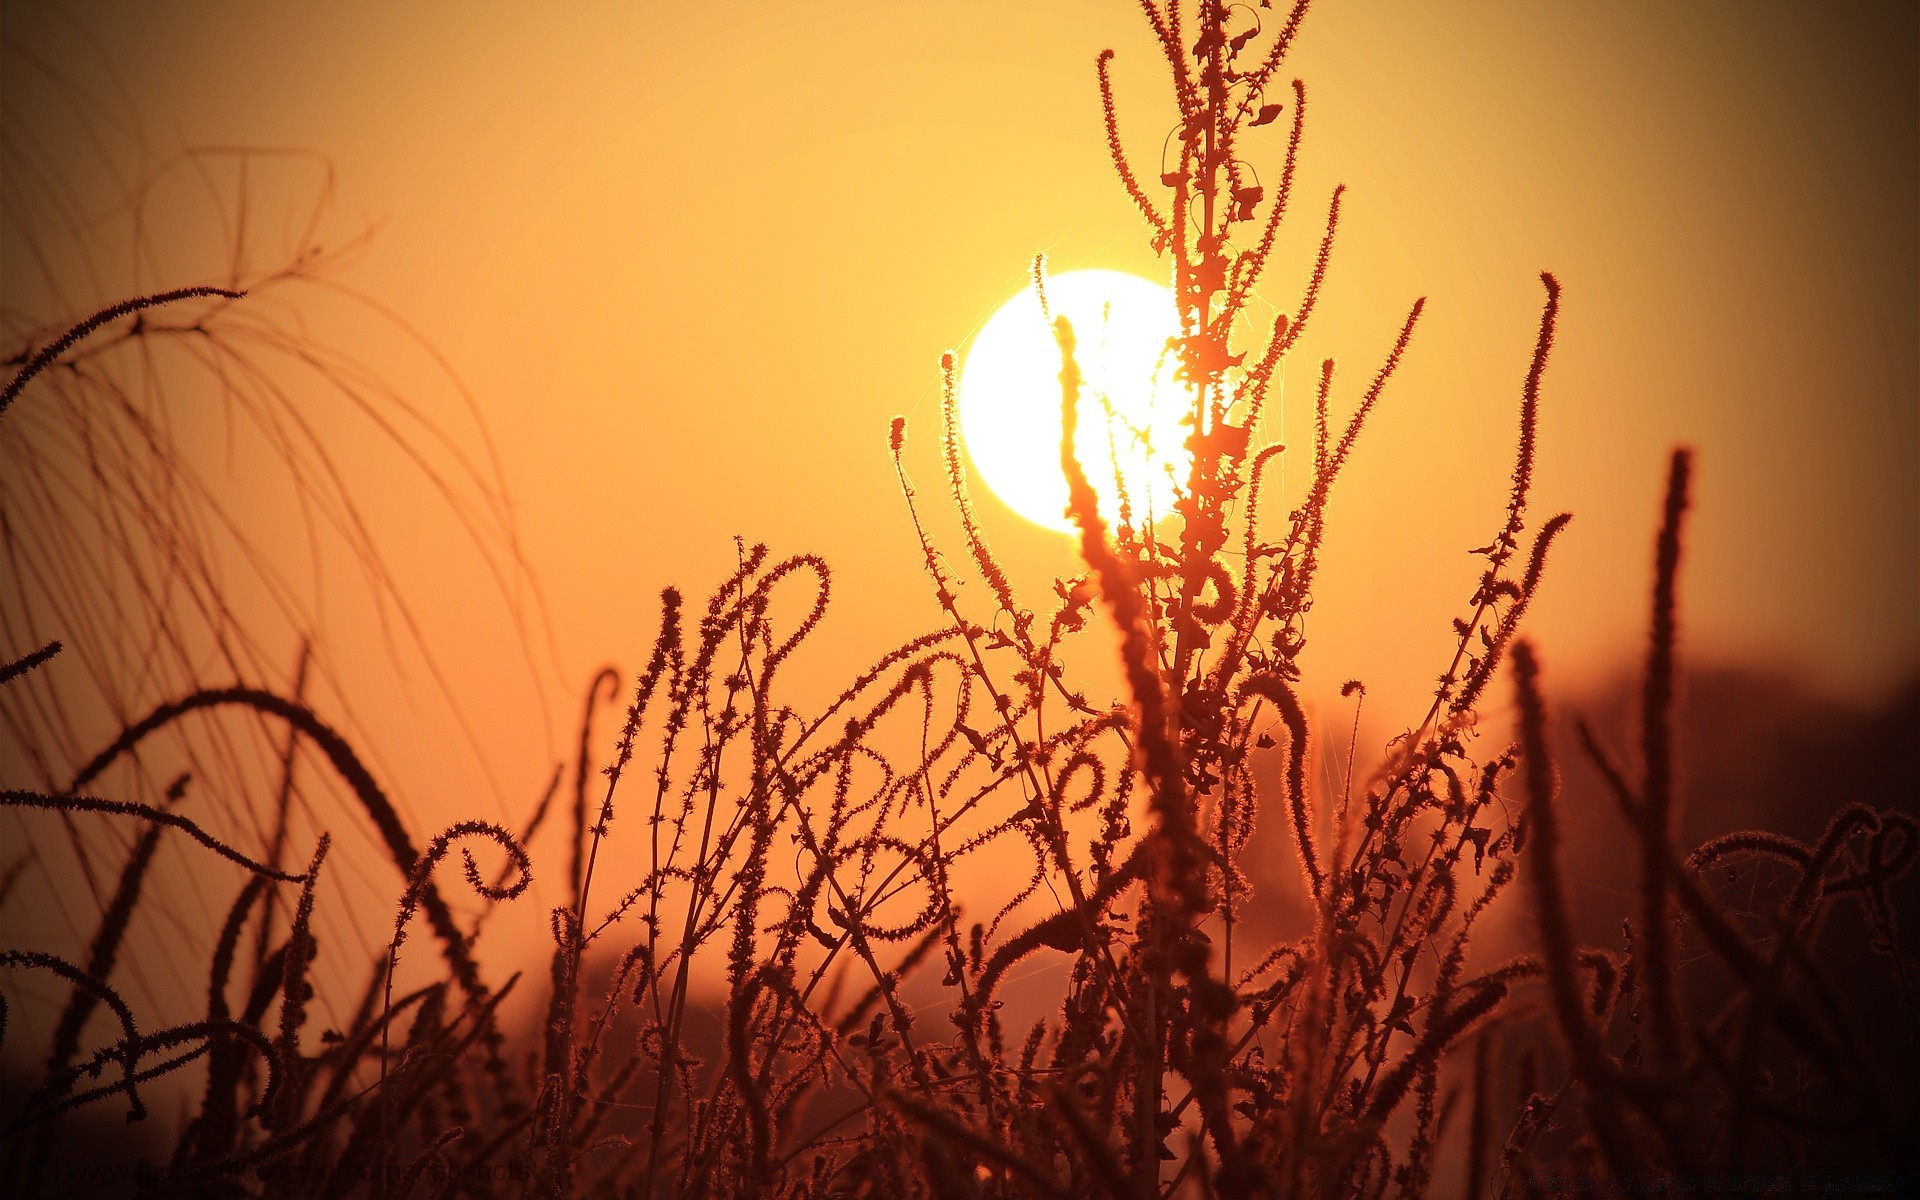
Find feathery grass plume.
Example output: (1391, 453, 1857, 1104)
(253, 642, 312, 978)
(1686, 828, 1816, 874)
(598, 588, 684, 828)
(1639, 446, 1690, 1078)
(0, 640, 61, 687)
(545, 626, 666, 1191)
(542, 907, 580, 1093)
(1506, 275, 1561, 550)
(896, 381, 1139, 1021)
(41, 773, 185, 1086)
(0, 950, 142, 1123)
(1277, 303, 1425, 629)
(1365, 982, 1508, 1127)
(1444, 274, 1571, 715)
(939, 351, 1021, 624)
(972, 842, 1147, 1009)
(1511, 641, 1641, 1178)
(539, 908, 581, 1196)
(24, 1019, 283, 1134)
(63, 685, 499, 1004)
(270, 834, 330, 1133)
(384, 821, 531, 993)
(1239, 671, 1320, 899)
(1236, 185, 1342, 424)
(1057, 307, 1235, 1190)
(1222, 78, 1307, 318)
(1449, 512, 1572, 715)
(186, 874, 273, 1162)
(0, 287, 245, 420)
(381, 820, 530, 1158)
(725, 964, 779, 1190)
(21, 815, 177, 1166)
(1057, 315, 1189, 915)
(0, 789, 306, 881)
(348, 979, 523, 1193)
(1322, 301, 1425, 487)
(572, 667, 622, 903)
(1096, 50, 1170, 244)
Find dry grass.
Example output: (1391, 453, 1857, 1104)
(2, 3, 1914, 1197)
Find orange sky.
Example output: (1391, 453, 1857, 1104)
(3, 1, 1916, 1010)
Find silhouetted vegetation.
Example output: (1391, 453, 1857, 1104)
(2, 3, 1912, 1197)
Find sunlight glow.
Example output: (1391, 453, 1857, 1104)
(957, 269, 1194, 535)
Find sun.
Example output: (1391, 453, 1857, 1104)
(957, 269, 1195, 535)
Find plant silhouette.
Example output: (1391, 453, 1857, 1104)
(1, 3, 1912, 1198)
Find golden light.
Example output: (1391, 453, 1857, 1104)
(957, 269, 1196, 534)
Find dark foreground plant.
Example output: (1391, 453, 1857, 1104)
(2, 3, 1913, 1199)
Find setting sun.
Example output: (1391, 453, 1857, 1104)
(957, 268, 1194, 534)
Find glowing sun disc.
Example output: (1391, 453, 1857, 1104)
(958, 269, 1194, 534)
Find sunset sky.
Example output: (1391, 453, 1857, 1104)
(4, 0, 1915, 893)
